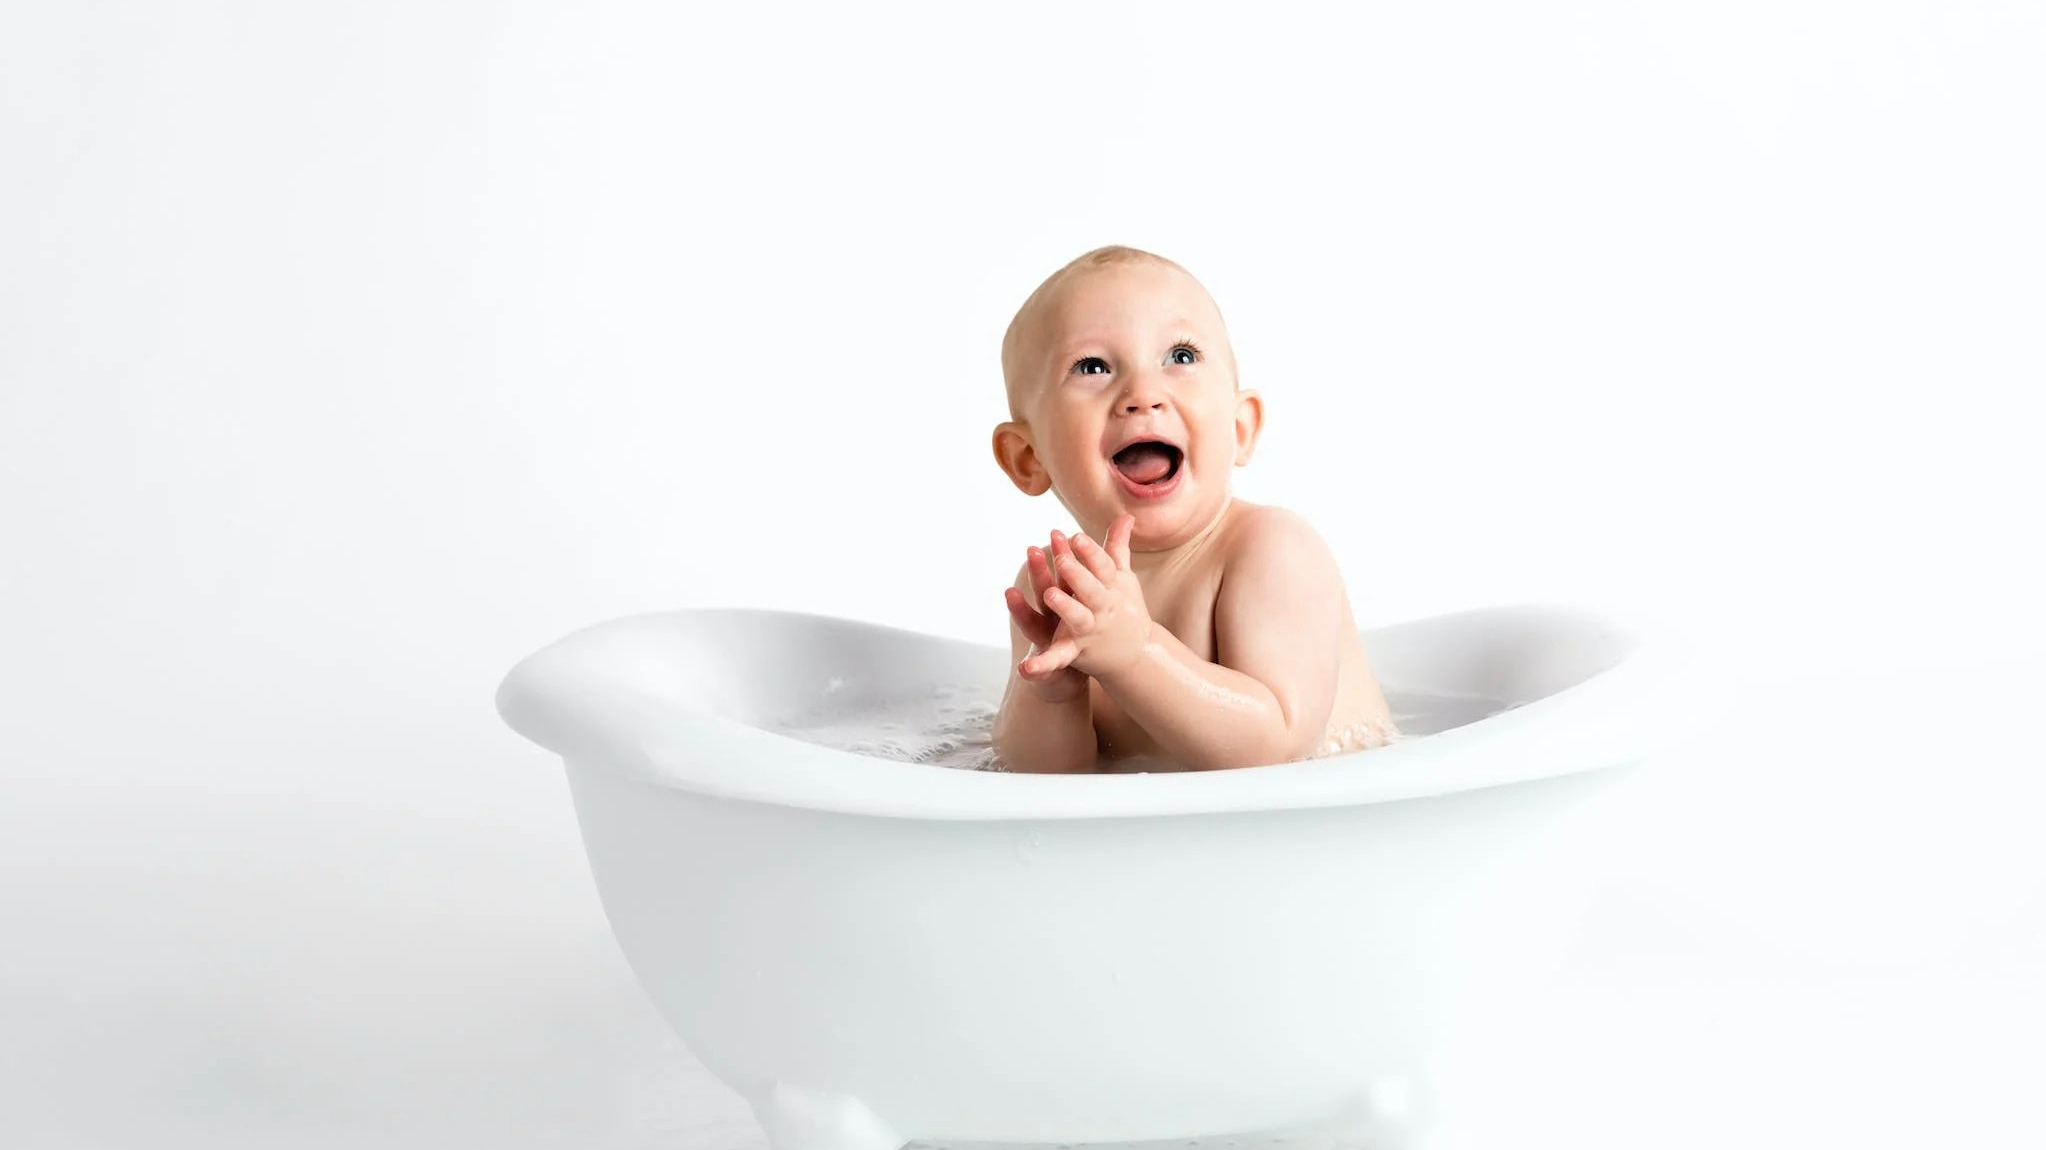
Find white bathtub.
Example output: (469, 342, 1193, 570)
(495, 603, 1668, 1150)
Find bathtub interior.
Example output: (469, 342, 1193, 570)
(513, 602, 1632, 726)
(1362, 602, 1640, 705)
(496, 602, 1657, 819)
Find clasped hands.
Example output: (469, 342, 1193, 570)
(1003, 513, 1155, 702)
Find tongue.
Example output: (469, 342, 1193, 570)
(1114, 443, 1176, 484)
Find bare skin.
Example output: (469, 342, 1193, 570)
(989, 253, 1398, 773)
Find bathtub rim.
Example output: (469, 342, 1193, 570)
(496, 601, 1679, 822)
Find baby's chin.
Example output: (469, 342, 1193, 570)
(1106, 476, 1232, 545)
(1047, 455, 1227, 541)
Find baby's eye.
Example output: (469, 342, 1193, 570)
(1070, 344, 1202, 376)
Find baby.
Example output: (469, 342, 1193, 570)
(990, 245, 1401, 774)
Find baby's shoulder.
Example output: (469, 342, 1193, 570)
(1218, 501, 1331, 565)
(1212, 502, 1342, 600)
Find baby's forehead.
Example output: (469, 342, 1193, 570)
(1035, 265, 1216, 340)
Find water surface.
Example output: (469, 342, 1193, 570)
(761, 683, 1518, 772)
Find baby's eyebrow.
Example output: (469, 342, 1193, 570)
(1054, 319, 1203, 359)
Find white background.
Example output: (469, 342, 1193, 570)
(3, 2, 2041, 1147)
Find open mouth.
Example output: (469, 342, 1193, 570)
(1110, 440, 1183, 487)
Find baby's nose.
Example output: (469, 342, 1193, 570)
(1117, 368, 1168, 412)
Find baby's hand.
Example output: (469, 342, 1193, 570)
(1004, 529, 1091, 704)
(1020, 514, 1154, 681)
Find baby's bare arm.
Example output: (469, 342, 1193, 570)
(991, 562, 1099, 774)
(1094, 509, 1341, 770)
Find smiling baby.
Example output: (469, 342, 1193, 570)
(990, 244, 1401, 774)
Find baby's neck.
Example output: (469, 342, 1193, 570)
(1127, 494, 1238, 579)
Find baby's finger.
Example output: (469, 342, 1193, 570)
(1055, 552, 1104, 605)
(1005, 586, 1054, 647)
(1027, 545, 1059, 601)
(1070, 531, 1119, 584)
(1041, 585, 1097, 632)
(1107, 514, 1134, 570)
(1021, 638, 1079, 678)
(1048, 531, 1076, 590)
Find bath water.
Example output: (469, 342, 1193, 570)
(760, 681, 1518, 772)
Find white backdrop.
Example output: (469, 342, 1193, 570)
(3, 3, 2041, 1148)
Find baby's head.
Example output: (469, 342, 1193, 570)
(993, 245, 1263, 550)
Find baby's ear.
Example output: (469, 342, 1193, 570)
(991, 421, 1053, 495)
(1231, 389, 1265, 466)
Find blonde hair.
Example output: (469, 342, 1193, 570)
(1000, 245, 1218, 420)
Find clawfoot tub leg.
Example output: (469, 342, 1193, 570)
(748, 1081, 906, 1150)
(1325, 1073, 1441, 1150)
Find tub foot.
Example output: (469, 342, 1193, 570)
(748, 1081, 905, 1150)
(1326, 1074, 1440, 1150)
